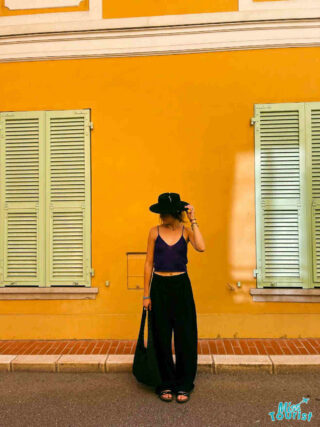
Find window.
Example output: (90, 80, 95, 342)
(254, 102, 320, 289)
(0, 109, 92, 288)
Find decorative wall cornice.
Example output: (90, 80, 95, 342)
(1, 4, 320, 30)
(0, 17, 320, 63)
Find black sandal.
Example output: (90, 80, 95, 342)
(158, 389, 173, 402)
(176, 391, 190, 403)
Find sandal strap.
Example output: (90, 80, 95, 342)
(159, 390, 173, 395)
(177, 391, 189, 396)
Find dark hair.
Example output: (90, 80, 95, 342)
(159, 210, 187, 224)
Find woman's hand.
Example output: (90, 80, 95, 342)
(143, 297, 152, 311)
(185, 204, 196, 222)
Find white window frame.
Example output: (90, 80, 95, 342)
(5, 0, 82, 9)
(0, 0, 101, 25)
(239, 0, 320, 11)
(250, 101, 320, 302)
(0, 109, 96, 300)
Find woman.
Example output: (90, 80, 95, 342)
(143, 192, 205, 404)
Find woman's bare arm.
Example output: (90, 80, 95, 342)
(187, 223, 205, 252)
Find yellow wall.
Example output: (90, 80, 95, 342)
(0, 0, 88, 16)
(102, 0, 238, 19)
(1, 47, 320, 339)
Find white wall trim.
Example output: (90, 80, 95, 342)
(5, 0, 83, 10)
(239, 0, 320, 11)
(1, 6, 320, 32)
(250, 288, 320, 303)
(0, 18, 320, 63)
(0, 0, 101, 25)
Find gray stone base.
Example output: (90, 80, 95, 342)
(0, 354, 319, 373)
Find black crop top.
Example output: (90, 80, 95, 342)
(153, 225, 188, 272)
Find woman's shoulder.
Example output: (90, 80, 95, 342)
(149, 225, 159, 239)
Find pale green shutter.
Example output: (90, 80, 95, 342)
(254, 103, 308, 288)
(0, 111, 46, 287)
(306, 102, 320, 286)
(45, 110, 91, 287)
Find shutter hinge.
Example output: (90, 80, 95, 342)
(250, 117, 257, 126)
(89, 121, 93, 130)
(90, 268, 95, 277)
(253, 268, 259, 278)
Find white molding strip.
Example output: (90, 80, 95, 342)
(239, 0, 320, 11)
(5, 0, 83, 10)
(0, 0, 101, 25)
(250, 288, 320, 302)
(1, 18, 320, 63)
(1, 6, 320, 32)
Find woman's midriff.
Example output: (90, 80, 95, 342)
(153, 271, 186, 276)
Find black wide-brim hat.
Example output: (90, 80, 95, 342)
(149, 192, 189, 214)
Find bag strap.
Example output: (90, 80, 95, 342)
(136, 308, 147, 350)
(147, 309, 156, 348)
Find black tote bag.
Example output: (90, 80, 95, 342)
(132, 307, 162, 387)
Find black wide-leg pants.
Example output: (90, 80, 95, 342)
(150, 271, 198, 394)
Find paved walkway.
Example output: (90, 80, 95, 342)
(0, 338, 319, 355)
(0, 371, 318, 426)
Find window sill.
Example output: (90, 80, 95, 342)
(0, 287, 99, 300)
(250, 288, 320, 303)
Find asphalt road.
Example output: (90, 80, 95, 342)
(0, 370, 319, 426)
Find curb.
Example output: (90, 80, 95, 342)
(1, 354, 320, 373)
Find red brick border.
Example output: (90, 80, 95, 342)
(0, 338, 319, 355)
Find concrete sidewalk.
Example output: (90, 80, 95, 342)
(0, 371, 317, 426)
(0, 338, 320, 373)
